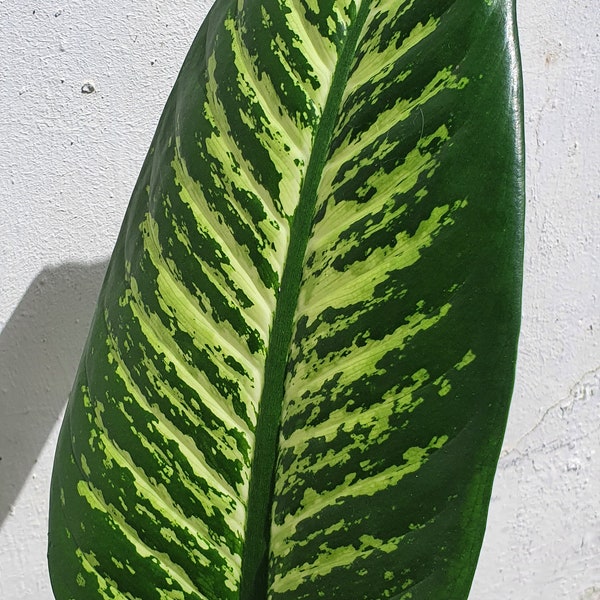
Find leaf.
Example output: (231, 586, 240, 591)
(48, 0, 524, 599)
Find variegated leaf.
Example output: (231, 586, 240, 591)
(48, 0, 523, 599)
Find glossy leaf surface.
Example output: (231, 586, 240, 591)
(48, 0, 524, 598)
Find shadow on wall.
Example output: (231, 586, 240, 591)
(0, 260, 109, 527)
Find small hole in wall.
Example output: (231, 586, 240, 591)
(81, 81, 96, 94)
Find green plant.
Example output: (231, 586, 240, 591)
(48, 0, 524, 598)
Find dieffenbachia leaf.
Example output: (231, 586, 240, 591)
(48, 0, 524, 598)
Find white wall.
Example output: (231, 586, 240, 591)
(0, 1, 598, 598)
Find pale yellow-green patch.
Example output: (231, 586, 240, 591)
(157, 591, 186, 600)
(260, 4, 272, 28)
(281, 0, 337, 94)
(434, 375, 452, 397)
(456, 349, 476, 370)
(303, 0, 320, 15)
(80, 454, 91, 477)
(160, 527, 180, 545)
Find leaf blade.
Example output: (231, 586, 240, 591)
(48, 0, 523, 599)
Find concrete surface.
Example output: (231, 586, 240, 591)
(0, 0, 598, 598)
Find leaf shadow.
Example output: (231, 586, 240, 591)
(0, 260, 108, 527)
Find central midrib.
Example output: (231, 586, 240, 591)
(239, 4, 371, 599)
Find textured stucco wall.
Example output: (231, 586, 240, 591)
(0, 1, 598, 598)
